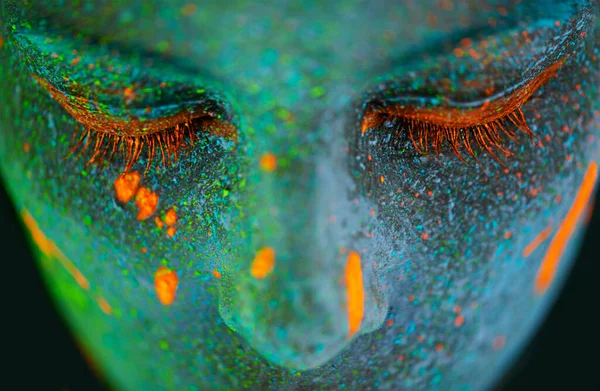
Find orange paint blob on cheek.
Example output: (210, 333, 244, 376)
(345, 251, 365, 338)
(164, 208, 177, 226)
(113, 172, 141, 203)
(164, 208, 177, 237)
(250, 247, 276, 279)
(135, 187, 159, 220)
(154, 266, 179, 305)
(259, 153, 277, 172)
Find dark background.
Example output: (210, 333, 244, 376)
(3, 180, 599, 391)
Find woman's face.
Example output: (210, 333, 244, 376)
(1, 0, 598, 389)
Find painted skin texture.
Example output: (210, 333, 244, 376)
(0, 0, 599, 390)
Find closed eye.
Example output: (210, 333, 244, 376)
(361, 60, 563, 163)
(359, 10, 592, 164)
(33, 74, 236, 172)
(11, 29, 236, 173)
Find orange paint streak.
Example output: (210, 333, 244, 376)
(154, 266, 179, 305)
(535, 162, 598, 294)
(259, 153, 277, 172)
(345, 251, 365, 338)
(250, 247, 276, 279)
(135, 187, 159, 220)
(522, 225, 554, 258)
(21, 210, 90, 290)
(113, 172, 141, 203)
(213, 269, 222, 279)
(97, 296, 113, 315)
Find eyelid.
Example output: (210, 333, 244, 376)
(10, 28, 227, 110)
(361, 60, 564, 135)
(32, 74, 231, 138)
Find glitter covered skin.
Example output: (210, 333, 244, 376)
(1, 1, 599, 390)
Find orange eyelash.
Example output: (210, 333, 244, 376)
(361, 60, 564, 163)
(33, 75, 237, 172)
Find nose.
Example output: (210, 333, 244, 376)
(217, 145, 387, 370)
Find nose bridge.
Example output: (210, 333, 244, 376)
(252, 151, 337, 272)
(244, 108, 343, 265)
(217, 112, 369, 369)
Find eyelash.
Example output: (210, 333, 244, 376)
(361, 61, 563, 163)
(69, 116, 229, 173)
(33, 75, 236, 173)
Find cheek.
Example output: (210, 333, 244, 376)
(0, 38, 250, 378)
(347, 60, 600, 388)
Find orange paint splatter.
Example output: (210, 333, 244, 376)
(492, 335, 506, 350)
(345, 251, 365, 338)
(181, 3, 197, 16)
(454, 314, 465, 327)
(535, 162, 598, 294)
(259, 152, 277, 172)
(213, 269, 222, 279)
(522, 225, 554, 258)
(164, 208, 177, 226)
(123, 87, 136, 102)
(155, 216, 164, 229)
(113, 172, 141, 203)
(97, 296, 113, 315)
(135, 187, 159, 220)
(154, 266, 178, 306)
(23, 142, 30, 152)
(250, 247, 276, 279)
(435, 343, 444, 352)
(167, 227, 176, 238)
(21, 210, 90, 290)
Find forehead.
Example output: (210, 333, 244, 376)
(33, 0, 507, 89)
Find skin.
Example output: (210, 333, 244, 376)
(0, 0, 599, 390)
